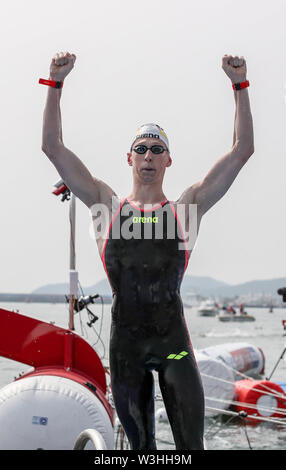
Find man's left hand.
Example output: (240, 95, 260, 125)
(222, 54, 247, 84)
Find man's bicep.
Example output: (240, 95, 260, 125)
(46, 143, 107, 208)
(192, 147, 251, 215)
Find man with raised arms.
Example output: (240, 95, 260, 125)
(41, 51, 253, 450)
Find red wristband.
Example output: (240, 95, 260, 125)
(232, 80, 249, 91)
(39, 78, 63, 89)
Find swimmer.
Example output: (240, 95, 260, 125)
(41, 52, 254, 450)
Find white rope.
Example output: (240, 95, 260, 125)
(204, 358, 286, 400)
(237, 381, 286, 402)
(157, 371, 286, 414)
(200, 371, 237, 387)
(205, 406, 238, 417)
(252, 380, 286, 399)
(157, 388, 286, 420)
(156, 369, 286, 419)
(201, 357, 257, 381)
(156, 391, 286, 425)
(205, 405, 286, 426)
(161, 389, 280, 417)
(204, 394, 286, 417)
(200, 371, 286, 402)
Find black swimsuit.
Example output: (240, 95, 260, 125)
(101, 197, 205, 450)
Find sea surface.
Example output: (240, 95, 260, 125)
(1, 301, 286, 451)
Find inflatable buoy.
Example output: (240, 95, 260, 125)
(200, 343, 265, 378)
(0, 375, 114, 450)
(234, 379, 286, 423)
(0, 307, 114, 450)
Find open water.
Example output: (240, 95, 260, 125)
(1, 301, 286, 450)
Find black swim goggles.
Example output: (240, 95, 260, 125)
(132, 144, 169, 155)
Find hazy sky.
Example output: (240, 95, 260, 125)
(1, 0, 286, 293)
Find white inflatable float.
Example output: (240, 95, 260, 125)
(0, 307, 114, 450)
(0, 375, 114, 450)
(199, 342, 265, 379)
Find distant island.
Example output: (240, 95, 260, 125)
(0, 275, 286, 307)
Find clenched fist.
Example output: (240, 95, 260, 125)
(222, 55, 247, 84)
(50, 51, 76, 82)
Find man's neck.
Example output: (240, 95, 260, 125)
(127, 186, 167, 206)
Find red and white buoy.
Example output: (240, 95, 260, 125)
(0, 307, 114, 449)
(234, 379, 286, 423)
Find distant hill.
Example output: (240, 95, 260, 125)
(31, 279, 111, 296)
(30, 275, 286, 299)
(207, 277, 286, 298)
(180, 275, 228, 296)
(32, 283, 71, 295)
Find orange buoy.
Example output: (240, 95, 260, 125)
(234, 379, 286, 423)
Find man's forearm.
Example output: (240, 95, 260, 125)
(233, 87, 254, 153)
(42, 84, 63, 153)
(232, 90, 237, 146)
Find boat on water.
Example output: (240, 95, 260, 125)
(198, 300, 219, 317)
(218, 312, 256, 322)
(218, 303, 255, 322)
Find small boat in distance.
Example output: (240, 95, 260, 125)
(218, 313, 256, 322)
(197, 300, 219, 317)
(218, 303, 255, 322)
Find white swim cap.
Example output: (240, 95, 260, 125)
(130, 123, 169, 151)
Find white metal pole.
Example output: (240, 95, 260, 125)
(69, 193, 78, 330)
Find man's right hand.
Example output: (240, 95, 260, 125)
(50, 51, 76, 81)
(43, 50, 117, 220)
